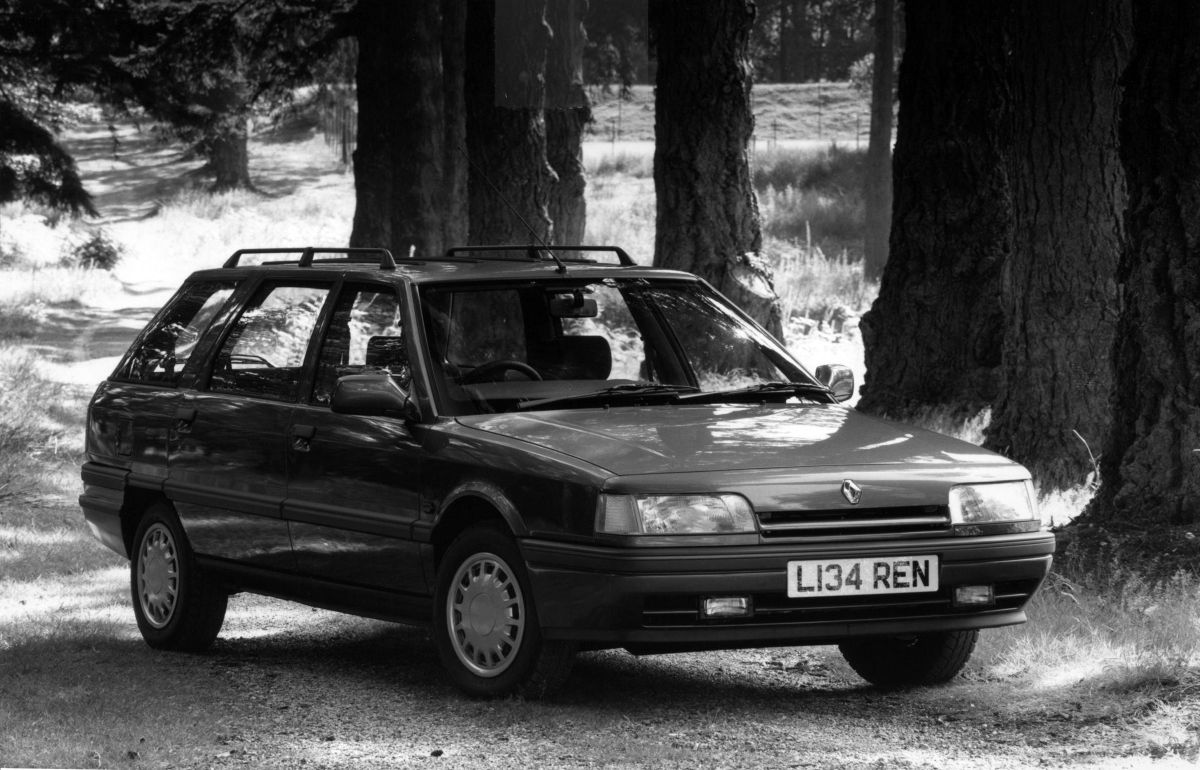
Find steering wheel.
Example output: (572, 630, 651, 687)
(459, 359, 543, 384)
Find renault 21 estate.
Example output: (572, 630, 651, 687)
(80, 246, 1055, 697)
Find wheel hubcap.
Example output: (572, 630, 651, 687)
(447, 553, 525, 678)
(138, 523, 179, 628)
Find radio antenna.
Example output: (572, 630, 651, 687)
(457, 145, 567, 274)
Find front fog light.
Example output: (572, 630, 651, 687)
(702, 596, 752, 618)
(953, 585, 995, 607)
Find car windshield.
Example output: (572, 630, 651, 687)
(419, 277, 828, 415)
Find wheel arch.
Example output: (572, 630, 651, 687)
(120, 488, 174, 557)
(431, 484, 525, 568)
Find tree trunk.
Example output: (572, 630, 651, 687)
(465, 0, 554, 245)
(861, 0, 893, 280)
(546, 0, 590, 247)
(442, 0, 469, 249)
(207, 124, 252, 192)
(1080, 0, 1200, 544)
(857, 1, 1011, 418)
(777, 1, 790, 83)
(350, 0, 449, 258)
(650, 0, 782, 339)
(982, 0, 1129, 491)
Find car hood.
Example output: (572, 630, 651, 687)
(457, 404, 1010, 476)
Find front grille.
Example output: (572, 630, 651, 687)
(640, 579, 1040, 628)
(757, 505, 952, 540)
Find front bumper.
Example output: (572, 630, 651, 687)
(521, 532, 1055, 651)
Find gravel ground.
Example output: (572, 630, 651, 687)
(7, 582, 1190, 770)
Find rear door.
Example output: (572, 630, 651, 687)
(167, 280, 333, 573)
(284, 282, 428, 601)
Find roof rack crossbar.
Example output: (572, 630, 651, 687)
(224, 247, 397, 270)
(443, 245, 636, 267)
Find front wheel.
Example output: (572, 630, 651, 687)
(130, 502, 227, 651)
(433, 525, 574, 698)
(839, 630, 978, 687)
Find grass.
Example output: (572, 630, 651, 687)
(587, 82, 870, 144)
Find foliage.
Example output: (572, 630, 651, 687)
(108, 1, 353, 187)
(583, 0, 649, 91)
(64, 231, 122, 270)
(751, 0, 874, 83)
(848, 53, 872, 94)
(0, 0, 101, 214)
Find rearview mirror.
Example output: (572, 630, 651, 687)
(549, 292, 598, 318)
(331, 373, 419, 420)
(815, 364, 855, 403)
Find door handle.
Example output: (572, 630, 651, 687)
(174, 407, 197, 435)
(291, 423, 316, 453)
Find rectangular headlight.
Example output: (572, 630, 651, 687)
(949, 481, 1038, 524)
(597, 493, 756, 535)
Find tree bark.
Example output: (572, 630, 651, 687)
(442, 0, 469, 248)
(982, 0, 1129, 491)
(350, 0, 449, 258)
(465, 0, 554, 245)
(857, 0, 1011, 418)
(650, 0, 782, 339)
(545, 0, 590, 247)
(1081, 0, 1200, 541)
(861, 0, 893, 280)
(206, 125, 252, 192)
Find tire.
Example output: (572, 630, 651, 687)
(130, 502, 227, 652)
(838, 630, 978, 687)
(433, 525, 575, 698)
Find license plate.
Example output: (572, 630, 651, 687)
(786, 555, 939, 598)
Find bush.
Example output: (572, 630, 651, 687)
(752, 144, 865, 194)
(848, 55, 873, 95)
(0, 301, 46, 341)
(66, 231, 123, 270)
(0, 345, 69, 457)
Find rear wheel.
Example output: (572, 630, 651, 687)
(130, 502, 227, 651)
(433, 525, 575, 698)
(839, 630, 978, 687)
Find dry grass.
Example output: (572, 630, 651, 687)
(587, 82, 869, 144)
(770, 237, 875, 321)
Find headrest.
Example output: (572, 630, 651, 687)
(365, 336, 407, 369)
(529, 335, 611, 380)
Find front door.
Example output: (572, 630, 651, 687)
(284, 283, 427, 599)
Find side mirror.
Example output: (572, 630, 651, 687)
(814, 364, 855, 403)
(331, 373, 419, 421)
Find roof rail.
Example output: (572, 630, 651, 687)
(443, 245, 636, 267)
(223, 247, 397, 270)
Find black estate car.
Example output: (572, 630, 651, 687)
(80, 246, 1055, 697)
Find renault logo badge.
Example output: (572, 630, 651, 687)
(841, 479, 862, 505)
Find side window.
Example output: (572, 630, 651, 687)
(313, 285, 407, 405)
(209, 283, 330, 401)
(117, 281, 236, 385)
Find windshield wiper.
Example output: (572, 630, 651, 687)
(517, 383, 698, 411)
(677, 381, 830, 404)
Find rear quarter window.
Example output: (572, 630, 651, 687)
(114, 281, 237, 386)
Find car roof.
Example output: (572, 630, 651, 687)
(185, 246, 702, 286)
